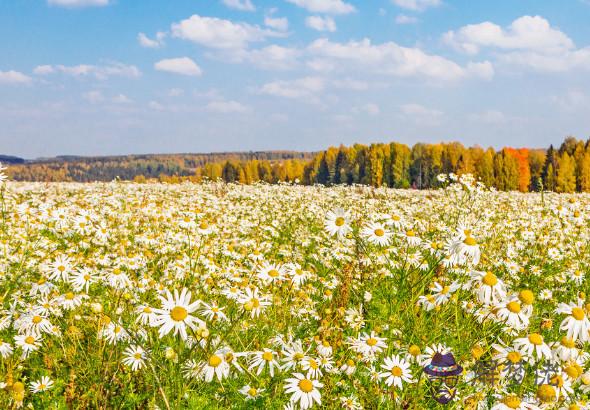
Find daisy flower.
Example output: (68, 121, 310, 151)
(324, 208, 352, 237)
(29, 376, 54, 393)
(248, 349, 281, 377)
(470, 270, 506, 305)
(151, 288, 203, 340)
(122, 345, 148, 371)
(238, 287, 271, 318)
(379, 355, 414, 389)
(200, 351, 231, 382)
(284, 373, 323, 410)
(361, 222, 391, 246)
(239, 385, 264, 400)
(514, 333, 552, 363)
(556, 301, 590, 342)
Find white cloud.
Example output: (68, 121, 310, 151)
(264, 16, 289, 31)
(168, 88, 184, 97)
(242, 45, 300, 70)
(353, 103, 380, 115)
(498, 48, 590, 72)
(400, 103, 443, 124)
(33, 63, 141, 80)
(206, 100, 249, 113)
(33, 65, 55, 75)
(305, 16, 336, 32)
(444, 16, 590, 73)
(171, 14, 284, 50)
(154, 57, 202, 77)
(391, 0, 441, 12)
(83, 90, 104, 103)
(306, 59, 335, 72)
(466, 61, 494, 80)
(469, 110, 506, 124)
(259, 76, 324, 98)
(395, 14, 418, 24)
(308, 38, 483, 81)
(138, 32, 166, 48)
(286, 0, 355, 15)
(551, 90, 588, 111)
(47, 0, 109, 7)
(113, 94, 132, 104)
(221, 0, 255, 11)
(0, 70, 32, 85)
(332, 78, 369, 90)
(443, 16, 574, 55)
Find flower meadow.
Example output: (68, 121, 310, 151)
(0, 169, 589, 409)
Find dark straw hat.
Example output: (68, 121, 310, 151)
(423, 352, 463, 377)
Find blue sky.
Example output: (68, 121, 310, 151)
(1, 0, 589, 158)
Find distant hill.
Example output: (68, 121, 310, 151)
(4, 151, 315, 182)
(0, 155, 25, 164)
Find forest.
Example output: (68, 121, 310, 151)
(5, 136, 590, 192)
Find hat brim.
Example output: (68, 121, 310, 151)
(424, 365, 463, 377)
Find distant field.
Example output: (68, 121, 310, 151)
(0, 177, 588, 408)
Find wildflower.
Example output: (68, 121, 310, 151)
(324, 208, 352, 237)
(122, 345, 147, 371)
(379, 355, 414, 389)
(151, 288, 203, 340)
(284, 373, 323, 409)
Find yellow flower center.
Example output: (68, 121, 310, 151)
(503, 395, 521, 409)
(170, 306, 188, 322)
(528, 333, 543, 345)
(58, 265, 66, 272)
(507, 351, 521, 364)
(391, 366, 403, 377)
(463, 236, 477, 246)
(247, 387, 257, 396)
(25, 336, 35, 344)
(262, 352, 273, 362)
(550, 374, 563, 388)
(374, 228, 384, 237)
(392, 215, 400, 221)
(507, 301, 521, 313)
(366, 337, 378, 346)
(294, 352, 305, 361)
(518, 289, 534, 305)
(406, 230, 415, 237)
(298, 379, 313, 393)
(408, 345, 421, 356)
(561, 336, 575, 348)
(441, 286, 450, 294)
(335, 217, 345, 226)
(208, 355, 222, 368)
(564, 364, 582, 379)
(65, 292, 74, 300)
(143, 307, 152, 313)
(268, 269, 280, 278)
(134, 353, 142, 359)
(309, 359, 319, 369)
(32, 316, 42, 324)
(537, 384, 556, 402)
(572, 307, 585, 320)
(199, 221, 209, 230)
(482, 272, 498, 286)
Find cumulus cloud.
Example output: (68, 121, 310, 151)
(400, 103, 443, 124)
(259, 76, 324, 98)
(171, 14, 284, 50)
(307, 38, 491, 81)
(264, 16, 289, 31)
(305, 16, 337, 32)
(0, 70, 32, 85)
(443, 15, 574, 55)
(32, 63, 141, 80)
(395, 14, 418, 24)
(391, 0, 441, 12)
(47, 0, 109, 7)
(444, 15, 590, 73)
(206, 99, 249, 113)
(285, 0, 355, 15)
(353, 103, 380, 115)
(154, 57, 202, 76)
(138, 32, 166, 48)
(221, 0, 255, 11)
(83, 90, 104, 103)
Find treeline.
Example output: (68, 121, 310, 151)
(5, 151, 314, 182)
(199, 137, 590, 193)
